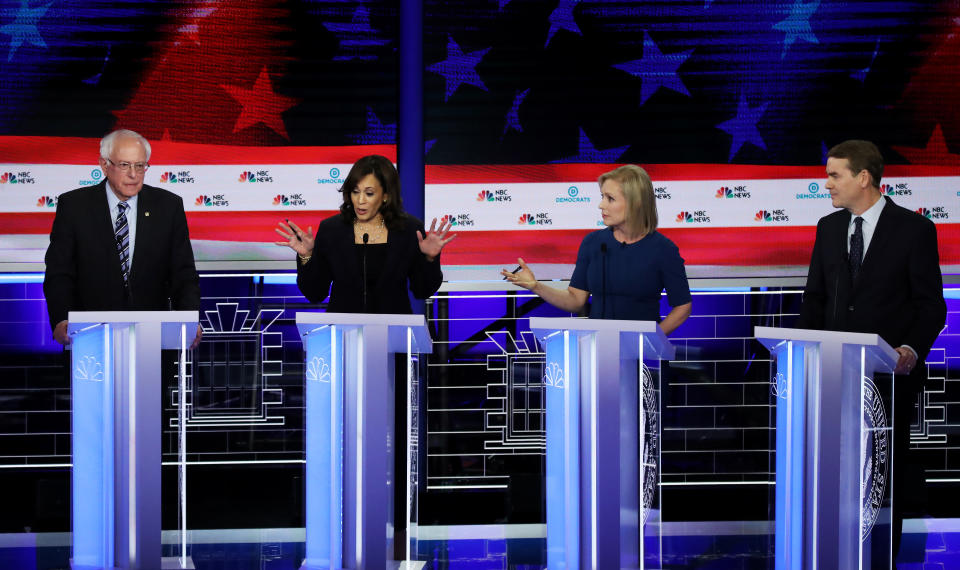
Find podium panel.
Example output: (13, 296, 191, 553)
(69, 310, 198, 570)
(296, 313, 432, 570)
(756, 327, 897, 570)
(530, 317, 674, 570)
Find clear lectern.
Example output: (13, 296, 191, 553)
(296, 312, 432, 570)
(756, 326, 898, 570)
(69, 310, 198, 570)
(529, 317, 674, 570)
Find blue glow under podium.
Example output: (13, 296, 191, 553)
(529, 317, 674, 570)
(756, 326, 898, 570)
(296, 312, 432, 570)
(68, 310, 198, 570)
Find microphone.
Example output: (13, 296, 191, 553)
(363, 233, 369, 312)
(600, 243, 608, 319)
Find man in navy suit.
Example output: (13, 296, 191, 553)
(43, 129, 201, 346)
(797, 139, 946, 557)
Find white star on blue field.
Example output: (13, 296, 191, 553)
(427, 35, 491, 102)
(1, 0, 51, 62)
(552, 128, 629, 163)
(773, 0, 820, 59)
(503, 88, 530, 136)
(717, 95, 769, 162)
(545, 0, 581, 48)
(323, 6, 389, 61)
(612, 31, 693, 106)
(348, 107, 396, 145)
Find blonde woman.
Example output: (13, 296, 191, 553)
(502, 165, 691, 333)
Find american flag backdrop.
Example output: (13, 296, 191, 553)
(0, 0, 958, 272)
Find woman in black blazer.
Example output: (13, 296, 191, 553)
(275, 155, 455, 313)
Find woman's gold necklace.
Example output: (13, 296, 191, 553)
(355, 215, 385, 243)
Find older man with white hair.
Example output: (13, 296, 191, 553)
(43, 129, 201, 347)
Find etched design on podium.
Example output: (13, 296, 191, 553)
(408, 354, 421, 510)
(640, 363, 658, 524)
(861, 375, 889, 540)
(481, 331, 546, 452)
(770, 371, 787, 399)
(171, 303, 286, 428)
(306, 356, 330, 383)
(543, 361, 563, 388)
(75, 355, 104, 382)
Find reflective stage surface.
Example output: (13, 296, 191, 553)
(0, 520, 957, 569)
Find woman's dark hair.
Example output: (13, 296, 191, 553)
(339, 155, 406, 229)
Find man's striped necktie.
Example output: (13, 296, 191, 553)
(115, 201, 130, 287)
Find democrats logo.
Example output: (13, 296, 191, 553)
(1, 171, 36, 184)
(676, 210, 710, 223)
(273, 193, 307, 206)
(755, 209, 790, 222)
(79, 168, 103, 187)
(916, 206, 949, 220)
(195, 194, 230, 207)
(882, 183, 912, 196)
(715, 185, 750, 199)
(36, 196, 57, 207)
(654, 186, 671, 200)
(556, 185, 589, 204)
(159, 171, 195, 184)
(240, 170, 273, 183)
(518, 212, 553, 225)
(477, 188, 512, 202)
(317, 167, 344, 185)
(440, 213, 474, 227)
(797, 182, 829, 200)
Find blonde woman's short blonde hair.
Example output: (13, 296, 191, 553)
(598, 164, 657, 236)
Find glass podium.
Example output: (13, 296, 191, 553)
(296, 312, 431, 570)
(529, 317, 674, 570)
(69, 310, 197, 570)
(756, 326, 898, 570)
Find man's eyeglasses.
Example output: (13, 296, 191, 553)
(105, 158, 149, 173)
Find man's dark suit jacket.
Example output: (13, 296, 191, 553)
(43, 181, 201, 330)
(796, 196, 946, 365)
(296, 213, 442, 313)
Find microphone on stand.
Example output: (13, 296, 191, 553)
(363, 233, 369, 312)
(600, 243, 608, 319)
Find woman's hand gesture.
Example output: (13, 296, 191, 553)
(274, 219, 314, 257)
(500, 258, 538, 291)
(417, 217, 456, 261)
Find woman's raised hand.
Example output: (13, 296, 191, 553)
(274, 219, 314, 257)
(500, 258, 538, 291)
(417, 217, 457, 261)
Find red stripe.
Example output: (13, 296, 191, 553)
(0, 210, 341, 241)
(184, 210, 340, 241)
(7, 212, 960, 268)
(2, 212, 56, 234)
(439, 228, 817, 266)
(0, 136, 396, 164)
(437, 225, 960, 267)
(425, 163, 960, 183)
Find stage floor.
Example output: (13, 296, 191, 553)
(1, 519, 957, 569)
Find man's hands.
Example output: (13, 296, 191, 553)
(894, 346, 917, 374)
(53, 320, 71, 345)
(190, 325, 202, 350)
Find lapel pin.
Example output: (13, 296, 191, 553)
(145, 211, 150, 217)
